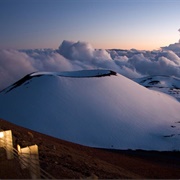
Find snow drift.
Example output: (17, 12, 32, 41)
(136, 75, 180, 102)
(0, 69, 180, 151)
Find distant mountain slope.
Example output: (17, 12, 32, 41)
(0, 69, 180, 150)
(136, 75, 180, 101)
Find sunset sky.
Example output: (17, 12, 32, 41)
(0, 0, 180, 50)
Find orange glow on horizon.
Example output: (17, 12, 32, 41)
(93, 39, 179, 51)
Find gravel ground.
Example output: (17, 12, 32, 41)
(0, 118, 180, 179)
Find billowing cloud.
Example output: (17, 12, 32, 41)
(161, 43, 180, 53)
(24, 50, 73, 72)
(58, 40, 112, 61)
(126, 52, 180, 77)
(1, 40, 180, 91)
(161, 29, 180, 52)
(0, 49, 36, 90)
(0, 49, 73, 90)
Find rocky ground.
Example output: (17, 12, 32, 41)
(0, 118, 180, 179)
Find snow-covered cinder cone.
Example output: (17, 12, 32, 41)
(0, 69, 180, 151)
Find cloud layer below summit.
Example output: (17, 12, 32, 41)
(1, 40, 180, 90)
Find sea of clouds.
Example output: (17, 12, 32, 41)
(0, 39, 180, 90)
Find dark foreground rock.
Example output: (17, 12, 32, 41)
(0, 118, 180, 179)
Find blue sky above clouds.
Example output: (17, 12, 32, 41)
(1, 0, 180, 90)
(0, 0, 180, 50)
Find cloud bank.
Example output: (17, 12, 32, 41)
(1, 40, 180, 90)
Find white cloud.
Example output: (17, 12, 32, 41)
(0, 49, 73, 90)
(58, 40, 111, 61)
(27, 51, 73, 72)
(1, 40, 180, 91)
(0, 49, 36, 90)
(161, 43, 180, 53)
(118, 66, 142, 79)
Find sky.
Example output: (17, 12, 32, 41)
(0, 0, 180, 50)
